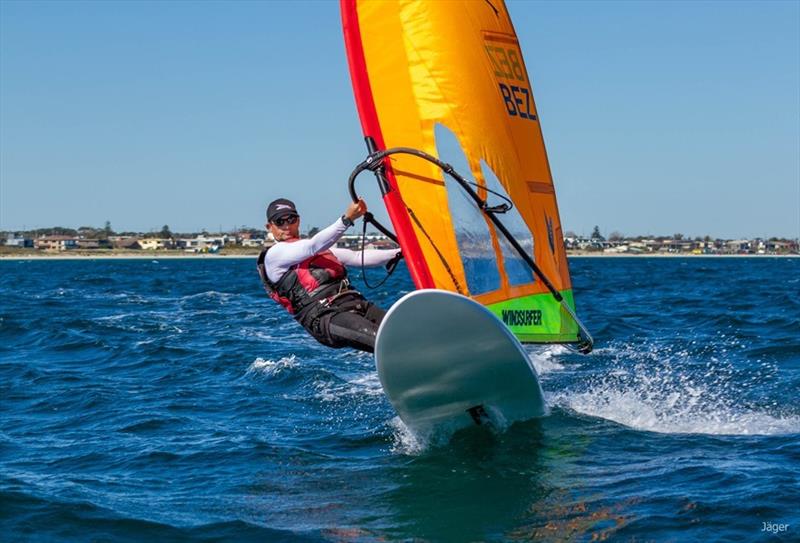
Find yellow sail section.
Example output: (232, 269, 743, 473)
(343, 0, 579, 343)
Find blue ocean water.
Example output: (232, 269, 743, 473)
(1, 257, 798, 542)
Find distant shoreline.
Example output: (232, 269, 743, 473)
(0, 251, 796, 261)
(0, 253, 254, 260)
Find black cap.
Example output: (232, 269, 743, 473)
(266, 198, 298, 223)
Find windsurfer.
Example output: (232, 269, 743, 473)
(257, 198, 400, 353)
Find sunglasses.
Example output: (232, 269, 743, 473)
(273, 215, 298, 226)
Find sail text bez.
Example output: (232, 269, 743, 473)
(485, 44, 537, 121)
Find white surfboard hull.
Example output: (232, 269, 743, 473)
(374, 289, 547, 436)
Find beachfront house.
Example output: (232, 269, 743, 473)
(766, 239, 796, 254)
(5, 234, 34, 248)
(175, 235, 225, 253)
(726, 239, 751, 254)
(138, 238, 172, 251)
(625, 241, 649, 253)
(656, 239, 686, 253)
(603, 244, 630, 253)
(111, 238, 142, 250)
(34, 236, 78, 251)
(76, 238, 112, 250)
(563, 235, 593, 250)
(336, 233, 392, 251)
(241, 237, 267, 248)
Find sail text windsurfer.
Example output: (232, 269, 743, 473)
(257, 198, 400, 353)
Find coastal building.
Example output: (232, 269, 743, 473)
(138, 238, 172, 250)
(659, 239, 694, 253)
(626, 241, 649, 253)
(5, 234, 33, 248)
(34, 236, 78, 251)
(112, 238, 142, 250)
(336, 234, 397, 251)
(76, 238, 111, 250)
(175, 235, 225, 253)
(726, 239, 751, 254)
(241, 237, 267, 248)
(237, 232, 267, 247)
(767, 240, 794, 253)
(639, 239, 659, 252)
(563, 235, 594, 250)
(365, 239, 399, 250)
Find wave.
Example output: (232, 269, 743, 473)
(245, 355, 299, 378)
(552, 341, 800, 436)
(312, 371, 384, 403)
(179, 291, 236, 303)
(526, 345, 567, 375)
(0, 489, 323, 543)
(557, 389, 800, 436)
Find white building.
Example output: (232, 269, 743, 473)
(138, 238, 172, 250)
(5, 234, 33, 248)
(176, 236, 225, 253)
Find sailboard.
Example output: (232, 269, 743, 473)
(341, 0, 592, 434)
(375, 289, 547, 436)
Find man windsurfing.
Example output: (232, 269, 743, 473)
(257, 198, 400, 353)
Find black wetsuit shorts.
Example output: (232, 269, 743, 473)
(302, 292, 386, 353)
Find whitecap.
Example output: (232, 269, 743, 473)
(552, 348, 800, 436)
(312, 371, 384, 402)
(245, 355, 298, 377)
(347, 373, 384, 396)
(526, 344, 567, 375)
(558, 388, 800, 435)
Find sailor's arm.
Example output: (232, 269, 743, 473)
(331, 247, 401, 267)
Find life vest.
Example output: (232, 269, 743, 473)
(257, 245, 350, 321)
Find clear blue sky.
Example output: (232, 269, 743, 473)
(1, 0, 798, 239)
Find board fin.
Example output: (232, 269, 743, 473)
(467, 404, 491, 426)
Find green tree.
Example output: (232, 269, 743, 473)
(103, 221, 114, 238)
(591, 225, 604, 240)
(307, 227, 320, 237)
(78, 226, 99, 238)
(49, 226, 78, 236)
(160, 224, 172, 239)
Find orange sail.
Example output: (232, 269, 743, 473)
(342, 0, 589, 347)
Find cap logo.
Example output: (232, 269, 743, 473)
(275, 204, 292, 210)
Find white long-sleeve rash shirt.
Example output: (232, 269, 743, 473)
(265, 216, 400, 283)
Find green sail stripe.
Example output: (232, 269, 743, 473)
(486, 290, 580, 344)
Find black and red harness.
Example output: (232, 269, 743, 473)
(257, 246, 356, 326)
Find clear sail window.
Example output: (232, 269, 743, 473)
(434, 123, 501, 296)
(480, 160, 536, 286)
